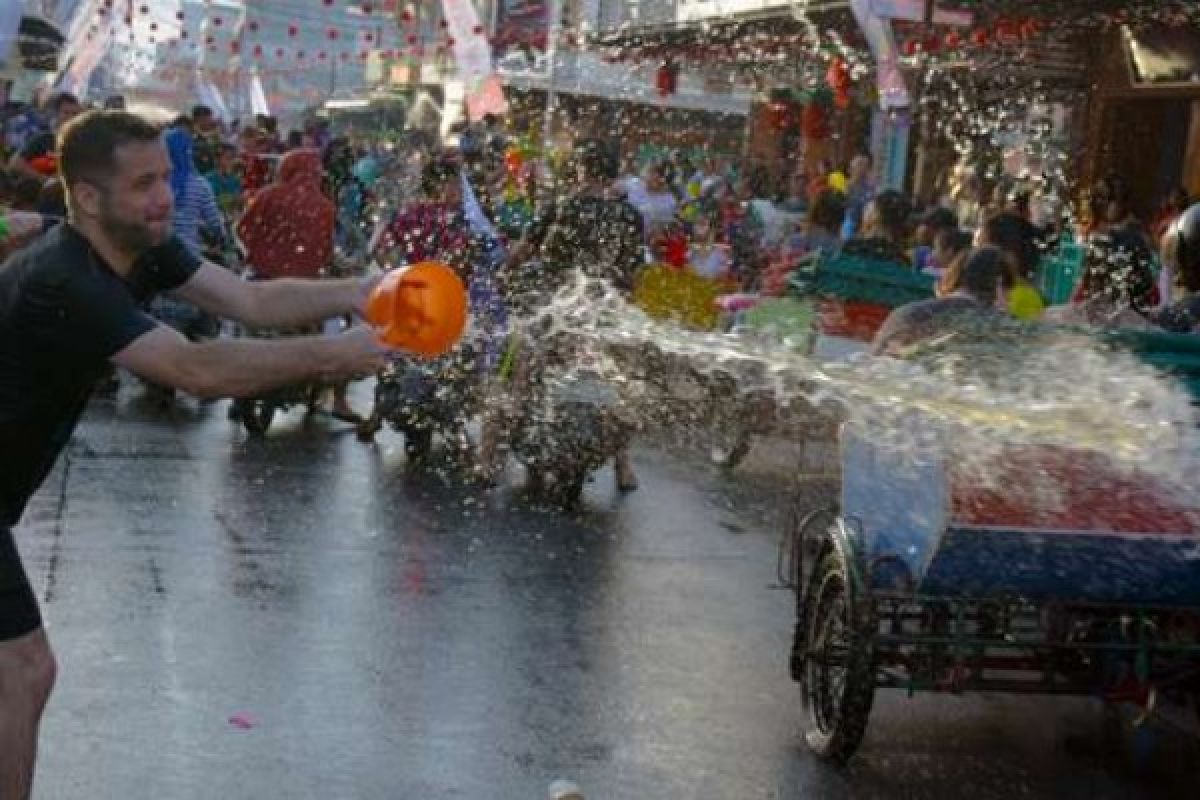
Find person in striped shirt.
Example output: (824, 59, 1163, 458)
(164, 126, 226, 258)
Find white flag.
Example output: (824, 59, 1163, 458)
(249, 73, 270, 117)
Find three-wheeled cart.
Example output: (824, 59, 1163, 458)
(784, 330, 1200, 765)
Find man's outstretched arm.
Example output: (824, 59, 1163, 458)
(112, 323, 391, 399)
(172, 261, 380, 330)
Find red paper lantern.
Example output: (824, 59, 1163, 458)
(328, 28, 339, 40)
(655, 61, 678, 96)
(971, 28, 989, 47)
(826, 58, 850, 92)
(406, 34, 417, 44)
(902, 39, 919, 57)
(253, 44, 263, 57)
(401, 10, 413, 23)
(923, 35, 941, 55)
(447, 37, 456, 46)
(1020, 18, 1040, 40)
(944, 30, 962, 49)
(288, 25, 298, 37)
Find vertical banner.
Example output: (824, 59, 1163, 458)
(850, 0, 909, 111)
(441, 0, 508, 120)
(0, 2, 23, 70)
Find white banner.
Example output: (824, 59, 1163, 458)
(0, 1, 25, 70)
(851, 0, 909, 110)
(440, 0, 508, 120)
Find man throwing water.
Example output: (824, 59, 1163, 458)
(0, 111, 395, 799)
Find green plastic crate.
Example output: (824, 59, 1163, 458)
(1035, 242, 1085, 306)
(788, 253, 935, 309)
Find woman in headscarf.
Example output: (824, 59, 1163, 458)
(237, 148, 335, 280)
(164, 126, 227, 259)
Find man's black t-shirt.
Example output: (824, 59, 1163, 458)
(0, 225, 200, 525)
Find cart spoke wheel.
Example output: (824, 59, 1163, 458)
(801, 551, 875, 764)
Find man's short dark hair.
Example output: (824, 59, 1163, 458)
(50, 92, 78, 113)
(872, 189, 910, 239)
(919, 206, 958, 235)
(980, 211, 1039, 277)
(191, 104, 213, 120)
(958, 246, 1005, 302)
(58, 110, 163, 191)
(810, 189, 846, 233)
(934, 226, 971, 254)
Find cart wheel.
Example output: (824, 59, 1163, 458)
(802, 550, 875, 764)
(786, 507, 838, 681)
(241, 400, 277, 436)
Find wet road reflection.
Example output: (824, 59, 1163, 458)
(13, 389, 1197, 799)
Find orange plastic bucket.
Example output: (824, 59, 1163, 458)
(365, 261, 468, 358)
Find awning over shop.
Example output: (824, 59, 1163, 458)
(17, 14, 66, 72)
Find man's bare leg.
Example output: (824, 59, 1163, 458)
(0, 628, 56, 800)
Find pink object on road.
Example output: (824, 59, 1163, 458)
(228, 713, 256, 730)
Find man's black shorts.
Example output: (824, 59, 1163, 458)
(0, 526, 41, 641)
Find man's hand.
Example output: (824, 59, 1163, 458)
(328, 325, 394, 380)
(354, 273, 385, 321)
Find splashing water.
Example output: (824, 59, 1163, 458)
(512, 273, 1200, 494)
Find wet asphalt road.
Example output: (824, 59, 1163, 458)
(12, 383, 1196, 799)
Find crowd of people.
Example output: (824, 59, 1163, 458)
(4, 81, 1200, 797)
